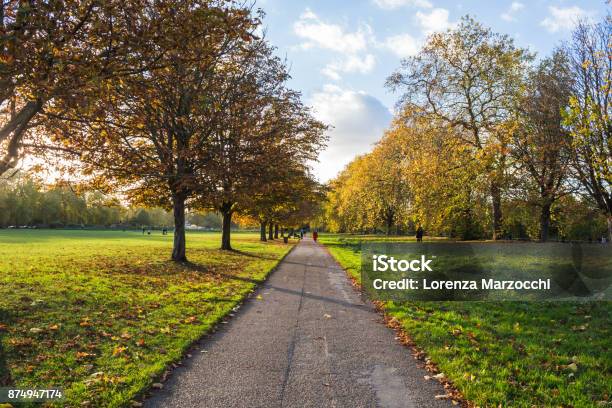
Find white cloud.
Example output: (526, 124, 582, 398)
(381, 33, 421, 58)
(373, 0, 432, 9)
(501, 2, 525, 22)
(540, 6, 595, 32)
(293, 9, 370, 54)
(309, 85, 392, 181)
(322, 54, 376, 80)
(293, 9, 377, 80)
(416, 8, 454, 35)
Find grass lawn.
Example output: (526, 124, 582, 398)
(320, 234, 612, 408)
(0, 229, 294, 407)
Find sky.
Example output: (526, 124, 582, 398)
(255, 0, 610, 182)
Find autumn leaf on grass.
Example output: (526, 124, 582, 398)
(8, 338, 33, 348)
(112, 346, 128, 357)
(136, 339, 146, 347)
(183, 316, 198, 324)
(0, 324, 8, 332)
(76, 351, 96, 360)
(120, 332, 132, 340)
(48, 324, 60, 331)
(80, 319, 93, 327)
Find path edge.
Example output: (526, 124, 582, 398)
(318, 242, 470, 408)
(138, 241, 300, 406)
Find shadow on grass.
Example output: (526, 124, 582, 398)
(224, 248, 279, 260)
(0, 309, 13, 386)
(183, 262, 265, 285)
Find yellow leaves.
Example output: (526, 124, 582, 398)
(112, 345, 127, 357)
(183, 316, 198, 324)
(462, 372, 477, 382)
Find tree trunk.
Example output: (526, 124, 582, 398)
(220, 202, 232, 251)
(274, 224, 279, 239)
(171, 194, 187, 262)
(607, 215, 612, 243)
(491, 182, 503, 240)
(386, 214, 393, 236)
(268, 222, 274, 240)
(260, 222, 267, 242)
(540, 201, 552, 242)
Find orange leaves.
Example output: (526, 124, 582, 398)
(76, 351, 96, 360)
(112, 345, 128, 357)
(183, 316, 199, 324)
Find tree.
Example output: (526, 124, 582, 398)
(564, 17, 612, 241)
(50, 1, 258, 261)
(196, 39, 327, 250)
(0, 0, 149, 176)
(387, 16, 531, 239)
(512, 50, 574, 241)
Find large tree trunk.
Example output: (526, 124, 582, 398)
(491, 182, 503, 240)
(171, 194, 187, 262)
(274, 224, 279, 239)
(540, 201, 552, 242)
(220, 202, 233, 251)
(260, 222, 267, 242)
(268, 222, 274, 240)
(607, 215, 612, 243)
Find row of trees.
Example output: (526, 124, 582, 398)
(322, 16, 611, 242)
(0, 175, 174, 227)
(1, 1, 327, 260)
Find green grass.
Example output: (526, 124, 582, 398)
(320, 233, 612, 408)
(0, 230, 294, 407)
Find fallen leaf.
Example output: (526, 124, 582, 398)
(29, 327, 44, 334)
(152, 383, 163, 389)
(323, 314, 332, 319)
(112, 346, 127, 356)
(136, 339, 146, 347)
(76, 351, 96, 360)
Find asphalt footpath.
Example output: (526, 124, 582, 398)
(144, 237, 452, 408)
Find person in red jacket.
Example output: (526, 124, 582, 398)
(312, 230, 318, 242)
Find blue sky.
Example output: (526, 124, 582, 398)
(255, 0, 610, 182)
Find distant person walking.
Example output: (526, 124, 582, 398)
(312, 230, 318, 242)
(142, 227, 146, 235)
(416, 226, 424, 242)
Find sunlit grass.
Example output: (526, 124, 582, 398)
(0, 230, 294, 407)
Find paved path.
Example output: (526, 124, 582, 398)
(145, 238, 452, 408)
